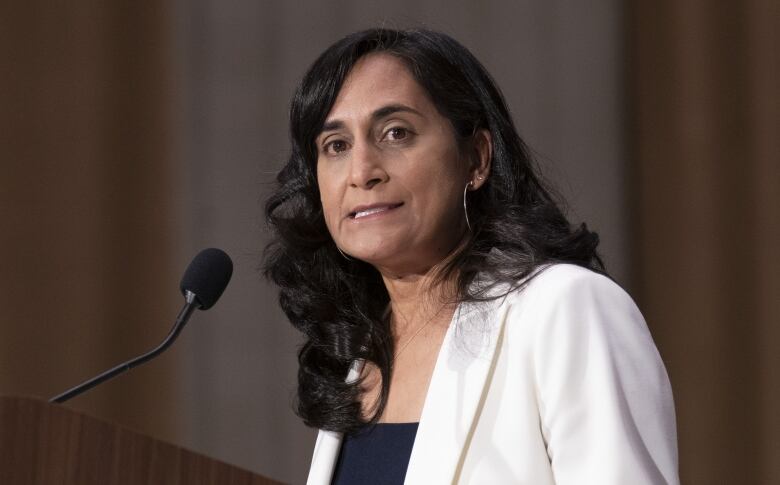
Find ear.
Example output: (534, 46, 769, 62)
(468, 128, 492, 190)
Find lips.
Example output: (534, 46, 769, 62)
(348, 202, 404, 219)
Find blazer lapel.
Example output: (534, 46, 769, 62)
(306, 429, 343, 485)
(306, 296, 508, 485)
(404, 296, 508, 484)
(307, 359, 366, 485)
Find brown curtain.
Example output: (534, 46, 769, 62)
(0, 3, 179, 442)
(632, 0, 779, 482)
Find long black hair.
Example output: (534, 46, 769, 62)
(264, 28, 604, 434)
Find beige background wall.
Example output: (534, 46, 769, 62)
(2, 1, 776, 484)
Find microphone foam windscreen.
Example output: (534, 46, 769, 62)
(180, 248, 233, 310)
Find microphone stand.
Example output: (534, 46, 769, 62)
(50, 291, 199, 404)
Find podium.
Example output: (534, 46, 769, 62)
(0, 396, 283, 485)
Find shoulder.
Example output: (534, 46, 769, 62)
(464, 263, 652, 357)
(498, 263, 654, 355)
(521, 263, 625, 300)
(500, 263, 637, 318)
(498, 266, 678, 484)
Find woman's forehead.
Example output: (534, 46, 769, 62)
(323, 53, 435, 125)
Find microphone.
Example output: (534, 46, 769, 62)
(50, 248, 233, 404)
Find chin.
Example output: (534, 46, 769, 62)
(342, 233, 403, 260)
(349, 246, 440, 277)
(347, 246, 399, 266)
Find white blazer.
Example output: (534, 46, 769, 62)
(307, 264, 679, 484)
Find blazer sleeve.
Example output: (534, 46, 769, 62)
(526, 267, 679, 484)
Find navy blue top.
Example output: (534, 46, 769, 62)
(331, 422, 419, 485)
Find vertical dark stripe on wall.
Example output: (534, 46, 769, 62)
(630, 0, 780, 482)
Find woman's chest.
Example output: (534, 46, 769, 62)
(361, 322, 449, 423)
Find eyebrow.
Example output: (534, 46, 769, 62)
(319, 104, 424, 134)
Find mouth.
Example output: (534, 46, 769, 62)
(348, 202, 404, 220)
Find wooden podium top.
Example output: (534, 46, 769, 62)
(0, 396, 285, 485)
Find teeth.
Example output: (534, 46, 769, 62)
(354, 206, 391, 219)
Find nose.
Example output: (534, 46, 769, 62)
(348, 142, 388, 189)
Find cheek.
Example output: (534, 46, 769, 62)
(316, 171, 341, 237)
(403, 177, 462, 237)
(433, 184, 466, 222)
(415, 156, 468, 216)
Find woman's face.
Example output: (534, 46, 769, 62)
(315, 53, 487, 275)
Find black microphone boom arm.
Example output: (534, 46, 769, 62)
(50, 291, 199, 404)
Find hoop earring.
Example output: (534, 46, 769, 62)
(337, 246, 354, 261)
(463, 181, 473, 232)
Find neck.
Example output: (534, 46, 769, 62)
(380, 266, 457, 336)
(375, 234, 469, 334)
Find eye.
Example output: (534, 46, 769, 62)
(384, 126, 409, 141)
(323, 139, 349, 155)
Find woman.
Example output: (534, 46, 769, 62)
(264, 28, 678, 485)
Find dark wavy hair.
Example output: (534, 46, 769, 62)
(263, 28, 604, 434)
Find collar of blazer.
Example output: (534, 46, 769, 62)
(306, 288, 511, 485)
(404, 294, 508, 484)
